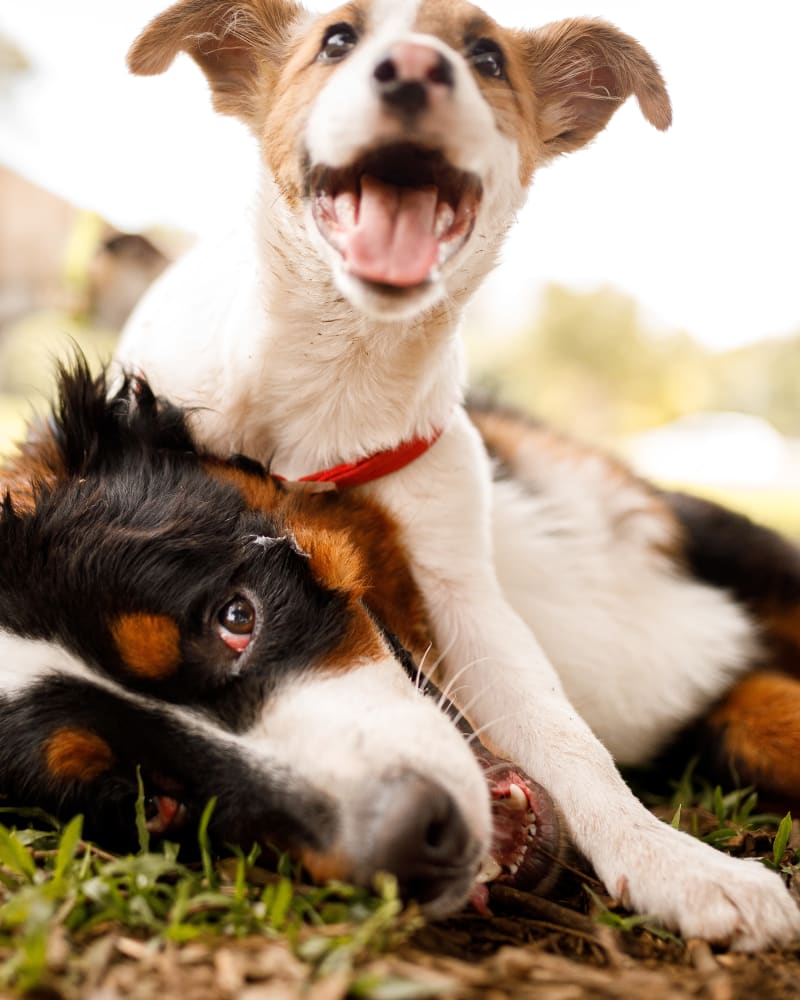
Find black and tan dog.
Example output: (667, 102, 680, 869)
(2, 363, 800, 933)
(0, 363, 563, 916)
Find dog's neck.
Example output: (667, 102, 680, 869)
(233, 178, 487, 479)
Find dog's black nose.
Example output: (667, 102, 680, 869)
(373, 43, 454, 117)
(370, 773, 477, 907)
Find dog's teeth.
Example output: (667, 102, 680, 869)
(508, 783, 527, 810)
(477, 857, 503, 883)
(435, 202, 455, 238)
(508, 862, 519, 875)
(334, 191, 358, 227)
(527, 821, 538, 838)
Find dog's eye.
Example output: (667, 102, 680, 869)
(319, 22, 358, 63)
(468, 38, 506, 80)
(216, 596, 256, 652)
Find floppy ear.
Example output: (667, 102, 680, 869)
(127, 0, 306, 124)
(521, 18, 671, 157)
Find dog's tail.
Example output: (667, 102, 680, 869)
(664, 490, 800, 803)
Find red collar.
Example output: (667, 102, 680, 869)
(275, 427, 443, 491)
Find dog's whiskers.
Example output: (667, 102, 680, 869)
(465, 711, 525, 747)
(417, 633, 456, 691)
(436, 655, 492, 710)
(414, 641, 434, 692)
(437, 684, 472, 722)
(444, 681, 493, 730)
(478, 759, 515, 779)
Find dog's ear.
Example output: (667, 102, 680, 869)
(0, 357, 199, 513)
(520, 19, 671, 157)
(0, 357, 102, 511)
(127, 0, 306, 123)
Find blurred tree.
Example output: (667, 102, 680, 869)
(712, 336, 800, 436)
(471, 285, 710, 442)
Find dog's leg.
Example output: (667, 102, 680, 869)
(376, 409, 800, 949)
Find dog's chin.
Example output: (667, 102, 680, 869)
(333, 265, 447, 322)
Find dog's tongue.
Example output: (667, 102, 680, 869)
(345, 176, 439, 288)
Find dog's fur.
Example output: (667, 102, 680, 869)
(100, 0, 798, 946)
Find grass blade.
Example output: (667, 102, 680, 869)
(773, 811, 793, 865)
(0, 826, 36, 882)
(197, 798, 217, 888)
(134, 767, 150, 855)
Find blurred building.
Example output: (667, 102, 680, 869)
(0, 166, 171, 335)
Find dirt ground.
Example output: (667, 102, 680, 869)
(17, 889, 800, 1000)
(14, 827, 800, 1000)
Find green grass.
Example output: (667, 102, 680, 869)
(0, 801, 418, 997)
(1, 767, 797, 996)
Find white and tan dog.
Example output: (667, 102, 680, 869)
(118, 0, 800, 948)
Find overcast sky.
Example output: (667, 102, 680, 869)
(1, 1, 799, 351)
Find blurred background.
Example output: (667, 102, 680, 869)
(1, 1, 798, 533)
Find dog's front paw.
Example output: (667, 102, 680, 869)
(599, 823, 800, 951)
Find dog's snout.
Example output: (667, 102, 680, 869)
(373, 43, 454, 116)
(372, 773, 478, 907)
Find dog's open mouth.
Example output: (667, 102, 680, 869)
(310, 143, 482, 290)
(471, 744, 563, 914)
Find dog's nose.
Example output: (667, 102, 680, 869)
(371, 773, 478, 906)
(373, 42, 454, 116)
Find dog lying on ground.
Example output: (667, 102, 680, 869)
(2, 365, 800, 931)
(110, 0, 800, 947)
(0, 364, 564, 915)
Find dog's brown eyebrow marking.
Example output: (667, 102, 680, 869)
(288, 522, 367, 603)
(204, 460, 283, 511)
(111, 613, 181, 679)
(337, 1, 366, 32)
(412, 3, 492, 50)
(308, 0, 365, 49)
(45, 727, 114, 782)
(463, 14, 494, 41)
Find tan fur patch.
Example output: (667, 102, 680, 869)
(288, 490, 433, 662)
(299, 846, 352, 884)
(204, 460, 283, 511)
(708, 672, 800, 801)
(209, 457, 433, 663)
(290, 524, 368, 601)
(45, 727, 113, 782)
(0, 422, 66, 514)
(111, 613, 181, 679)
(281, 499, 426, 670)
(469, 403, 681, 556)
(261, 6, 363, 210)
